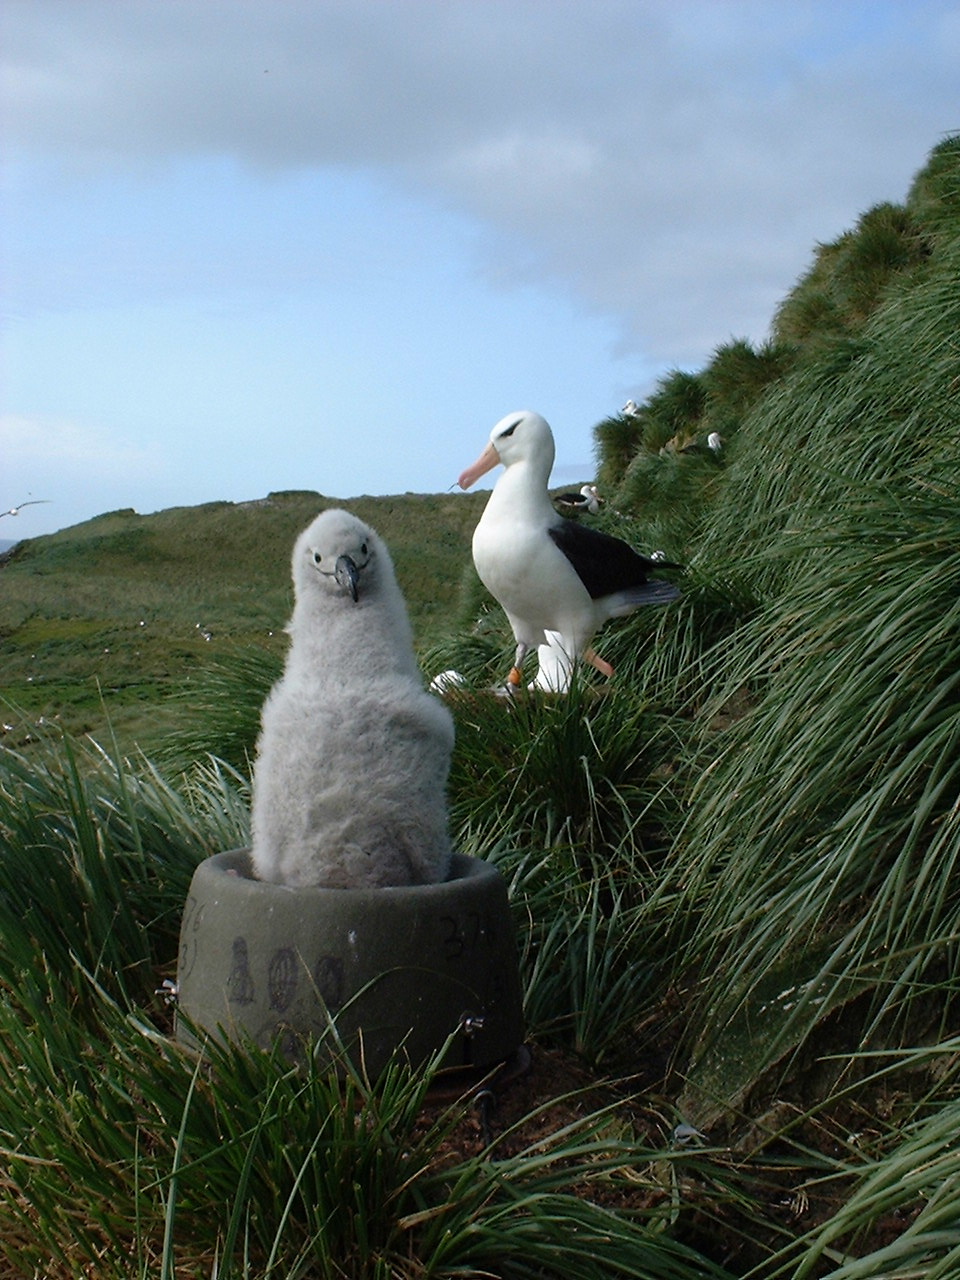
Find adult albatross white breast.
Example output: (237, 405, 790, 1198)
(458, 410, 679, 691)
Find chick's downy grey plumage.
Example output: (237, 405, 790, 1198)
(250, 508, 455, 889)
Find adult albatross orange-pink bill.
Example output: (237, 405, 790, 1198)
(457, 410, 680, 691)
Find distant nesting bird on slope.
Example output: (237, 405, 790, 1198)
(679, 431, 724, 458)
(250, 508, 454, 889)
(458, 410, 680, 692)
(553, 483, 602, 515)
(622, 400, 640, 416)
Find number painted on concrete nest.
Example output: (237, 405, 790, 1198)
(227, 936, 256, 1005)
(178, 895, 205, 980)
(440, 911, 485, 961)
(312, 954, 345, 1011)
(268, 947, 299, 1012)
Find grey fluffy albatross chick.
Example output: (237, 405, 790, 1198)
(250, 508, 454, 889)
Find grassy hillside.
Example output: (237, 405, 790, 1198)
(1, 134, 959, 1278)
(0, 488, 487, 748)
(590, 128, 960, 1206)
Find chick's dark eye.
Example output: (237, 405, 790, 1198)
(313, 551, 322, 564)
(360, 542, 368, 556)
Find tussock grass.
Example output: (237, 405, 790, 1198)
(0, 738, 246, 1009)
(670, 237, 960, 1087)
(0, 741, 733, 1278)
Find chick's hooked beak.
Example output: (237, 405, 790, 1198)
(335, 554, 361, 602)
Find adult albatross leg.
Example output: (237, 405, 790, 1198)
(508, 642, 530, 689)
(513, 641, 604, 691)
(583, 647, 614, 678)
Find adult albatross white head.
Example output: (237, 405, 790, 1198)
(458, 410, 680, 691)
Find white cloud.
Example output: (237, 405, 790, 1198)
(1, 412, 160, 477)
(3, 0, 957, 365)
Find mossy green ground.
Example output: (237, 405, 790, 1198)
(0, 489, 488, 750)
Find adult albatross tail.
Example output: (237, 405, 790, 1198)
(457, 410, 680, 691)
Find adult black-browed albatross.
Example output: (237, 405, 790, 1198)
(458, 410, 679, 691)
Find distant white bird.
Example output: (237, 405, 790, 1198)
(458, 411, 679, 691)
(672, 1123, 708, 1147)
(680, 431, 725, 458)
(0, 499, 50, 518)
(250, 508, 454, 889)
(428, 668, 467, 694)
(622, 400, 640, 416)
(553, 483, 602, 516)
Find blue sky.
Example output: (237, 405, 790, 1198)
(2, 0, 958, 539)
